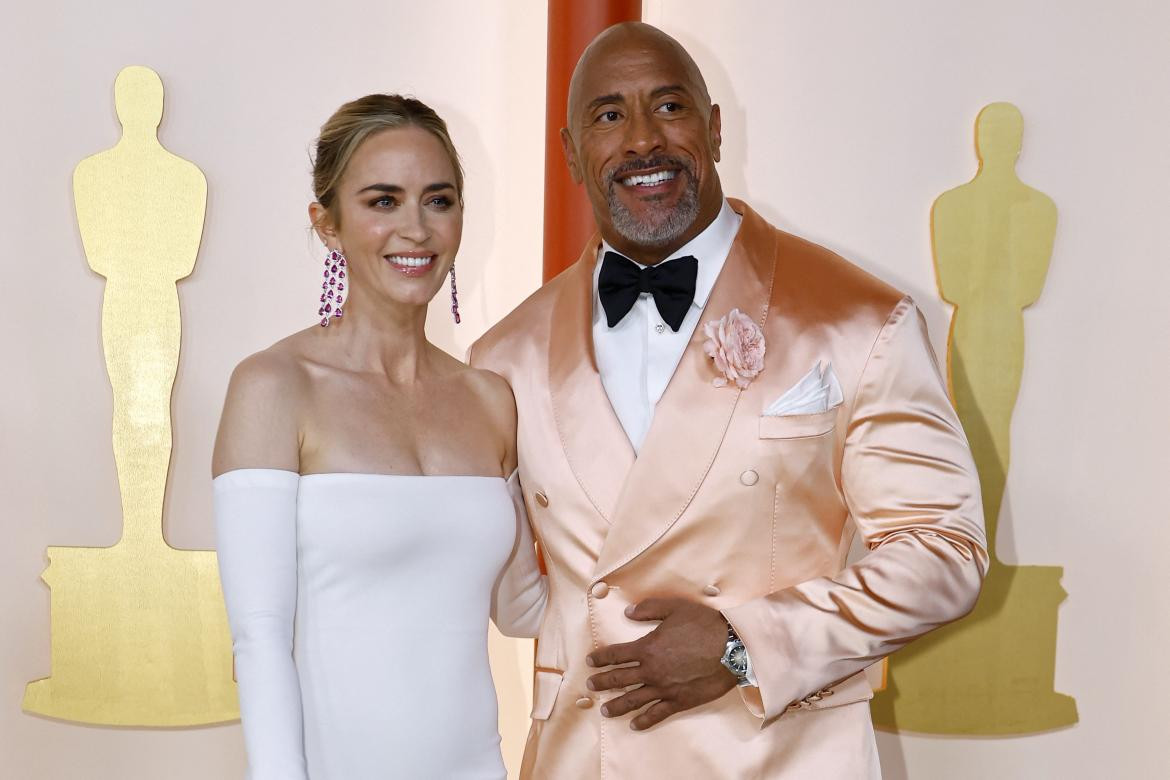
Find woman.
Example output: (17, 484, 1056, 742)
(212, 95, 546, 779)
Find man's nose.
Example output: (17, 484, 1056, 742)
(623, 108, 665, 158)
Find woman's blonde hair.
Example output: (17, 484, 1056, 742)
(312, 94, 464, 223)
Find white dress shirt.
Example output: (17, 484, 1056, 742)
(592, 199, 742, 453)
(591, 200, 757, 687)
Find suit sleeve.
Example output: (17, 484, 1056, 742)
(722, 296, 989, 726)
(214, 469, 308, 779)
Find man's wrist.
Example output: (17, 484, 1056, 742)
(719, 615, 757, 687)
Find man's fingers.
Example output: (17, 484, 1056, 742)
(587, 639, 641, 668)
(625, 597, 678, 622)
(631, 698, 683, 730)
(587, 666, 644, 692)
(600, 686, 662, 718)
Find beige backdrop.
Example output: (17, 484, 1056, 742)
(4, 1, 1168, 778)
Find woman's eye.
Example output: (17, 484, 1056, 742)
(372, 196, 396, 208)
(429, 196, 453, 209)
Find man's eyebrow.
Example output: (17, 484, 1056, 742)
(585, 93, 625, 113)
(356, 182, 455, 195)
(650, 84, 689, 99)
(584, 85, 691, 115)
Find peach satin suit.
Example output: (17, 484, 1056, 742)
(470, 200, 988, 779)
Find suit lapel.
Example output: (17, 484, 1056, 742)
(593, 200, 777, 580)
(548, 236, 637, 523)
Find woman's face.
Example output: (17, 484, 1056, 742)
(317, 126, 463, 313)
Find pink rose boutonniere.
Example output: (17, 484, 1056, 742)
(702, 308, 765, 389)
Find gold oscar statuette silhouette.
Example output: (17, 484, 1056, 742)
(23, 66, 238, 726)
(870, 102, 1077, 734)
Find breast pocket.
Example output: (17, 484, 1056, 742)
(755, 404, 846, 586)
(757, 405, 840, 439)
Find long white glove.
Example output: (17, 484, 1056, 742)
(214, 469, 308, 780)
(490, 469, 549, 638)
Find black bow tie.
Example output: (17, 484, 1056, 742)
(598, 251, 698, 332)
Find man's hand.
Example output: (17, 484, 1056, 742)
(586, 598, 737, 730)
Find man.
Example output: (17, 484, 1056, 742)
(470, 22, 987, 779)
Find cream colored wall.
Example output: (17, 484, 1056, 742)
(642, 1, 1169, 777)
(5, 1, 1169, 778)
(3, 1, 545, 777)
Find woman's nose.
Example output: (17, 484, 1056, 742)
(397, 203, 430, 242)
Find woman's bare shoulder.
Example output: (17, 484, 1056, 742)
(458, 360, 516, 422)
(462, 361, 518, 470)
(231, 330, 319, 406)
(212, 331, 316, 477)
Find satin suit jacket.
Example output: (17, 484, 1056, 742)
(469, 200, 988, 779)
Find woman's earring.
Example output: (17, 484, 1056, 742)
(318, 248, 346, 327)
(449, 265, 461, 325)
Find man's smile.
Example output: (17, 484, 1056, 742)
(609, 160, 689, 205)
(620, 169, 677, 187)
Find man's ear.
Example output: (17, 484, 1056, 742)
(308, 202, 338, 248)
(560, 128, 583, 184)
(709, 104, 722, 164)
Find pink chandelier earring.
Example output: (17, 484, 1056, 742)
(318, 248, 346, 326)
(449, 265, 461, 324)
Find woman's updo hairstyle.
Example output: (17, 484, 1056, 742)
(311, 94, 464, 225)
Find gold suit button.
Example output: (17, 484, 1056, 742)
(575, 696, 594, 709)
(702, 584, 721, 597)
(591, 581, 610, 599)
(534, 491, 549, 507)
(739, 469, 759, 486)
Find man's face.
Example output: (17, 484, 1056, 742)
(562, 38, 723, 261)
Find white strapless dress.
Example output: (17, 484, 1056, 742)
(214, 469, 546, 780)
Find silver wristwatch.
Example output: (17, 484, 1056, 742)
(719, 621, 752, 687)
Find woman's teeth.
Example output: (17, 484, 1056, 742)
(386, 255, 433, 268)
(622, 170, 677, 187)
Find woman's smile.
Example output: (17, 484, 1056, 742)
(384, 251, 437, 277)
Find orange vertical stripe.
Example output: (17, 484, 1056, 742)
(543, 0, 642, 282)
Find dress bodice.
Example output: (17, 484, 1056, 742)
(214, 469, 545, 780)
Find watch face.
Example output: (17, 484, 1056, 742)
(728, 645, 749, 674)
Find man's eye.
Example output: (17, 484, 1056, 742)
(596, 110, 621, 124)
(657, 102, 682, 113)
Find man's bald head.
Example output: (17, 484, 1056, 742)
(567, 22, 712, 130)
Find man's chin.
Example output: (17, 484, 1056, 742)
(612, 218, 690, 249)
(614, 182, 681, 215)
(609, 189, 702, 247)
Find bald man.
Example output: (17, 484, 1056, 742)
(470, 22, 987, 779)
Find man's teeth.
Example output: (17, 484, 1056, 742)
(622, 170, 677, 187)
(386, 255, 433, 267)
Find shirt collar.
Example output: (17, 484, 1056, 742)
(597, 199, 742, 309)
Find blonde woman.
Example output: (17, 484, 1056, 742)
(212, 95, 546, 779)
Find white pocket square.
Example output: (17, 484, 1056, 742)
(763, 361, 843, 416)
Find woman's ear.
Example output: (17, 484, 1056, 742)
(308, 202, 338, 248)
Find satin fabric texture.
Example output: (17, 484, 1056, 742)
(469, 199, 988, 779)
